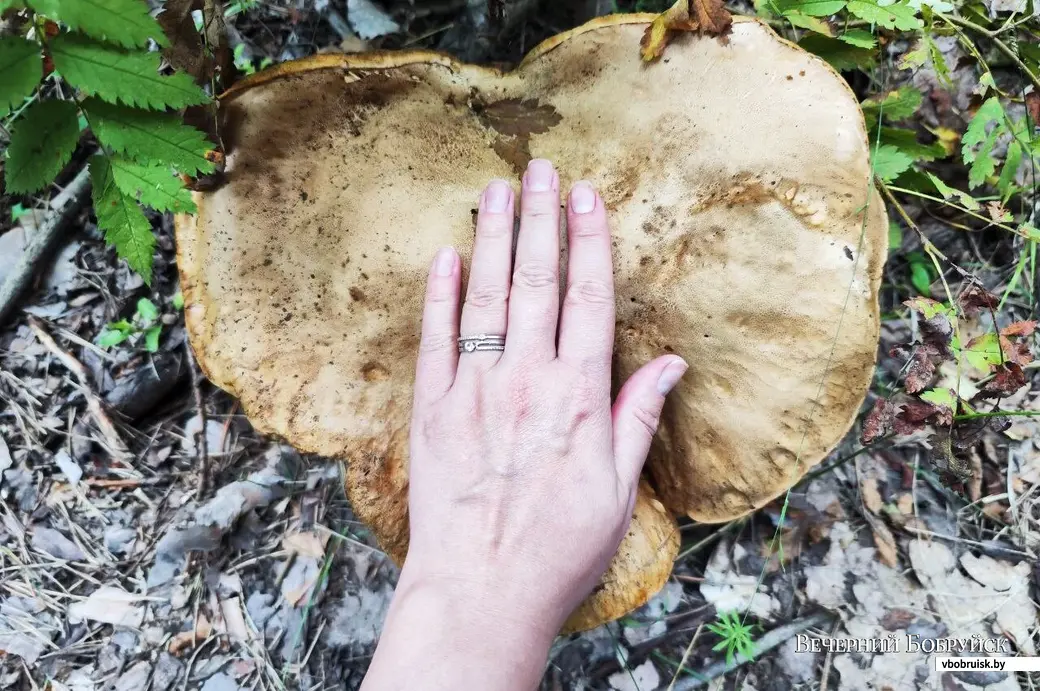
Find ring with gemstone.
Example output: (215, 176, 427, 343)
(457, 333, 506, 353)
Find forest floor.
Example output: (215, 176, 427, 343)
(0, 0, 1039, 689)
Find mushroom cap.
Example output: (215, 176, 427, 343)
(176, 14, 884, 627)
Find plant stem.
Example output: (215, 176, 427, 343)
(937, 13, 1040, 92)
(955, 409, 1040, 420)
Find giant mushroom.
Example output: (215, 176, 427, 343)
(176, 13, 886, 632)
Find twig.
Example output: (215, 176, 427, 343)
(27, 317, 134, 466)
(184, 339, 210, 501)
(937, 13, 1040, 92)
(0, 167, 91, 327)
(660, 612, 835, 691)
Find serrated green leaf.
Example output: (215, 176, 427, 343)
(36, 0, 168, 49)
(919, 388, 956, 409)
(90, 154, 155, 283)
(871, 144, 914, 182)
(109, 156, 195, 213)
(962, 333, 1002, 370)
(926, 173, 981, 211)
(3, 99, 79, 194)
(0, 37, 42, 118)
(879, 127, 947, 161)
(136, 297, 158, 322)
(900, 36, 929, 70)
(967, 128, 998, 189)
(776, 0, 847, 16)
(50, 34, 208, 110)
(82, 98, 214, 174)
(862, 86, 923, 122)
(847, 0, 922, 29)
(783, 11, 835, 33)
(961, 97, 1003, 163)
(1020, 224, 1040, 241)
(840, 29, 876, 47)
(926, 34, 952, 88)
(799, 34, 876, 71)
(997, 139, 1022, 199)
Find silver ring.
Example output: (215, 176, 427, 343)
(458, 333, 506, 353)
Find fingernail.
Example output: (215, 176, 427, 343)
(657, 358, 688, 396)
(483, 180, 511, 213)
(570, 181, 597, 214)
(524, 159, 556, 192)
(433, 247, 456, 276)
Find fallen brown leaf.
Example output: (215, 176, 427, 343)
(1000, 320, 1037, 337)
(904, 344, 938, 394)
(639, 0, 732, 62)
(168, 614, 213, 654)
(860, 476, 884, 514)
(862, 398, 894, 443)
(978, 362, 1027, 398)
(1026, 91, 1040, 127)
(956, 283, 998, 316)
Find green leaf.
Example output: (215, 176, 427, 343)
(847, 0, 922, 29)
(839, 29, 876, 47)
(888, 220, 903, 250)
(50, 34, 208, 110)
(879, 127, 946, 161)
(871, 144, 914, 182)
(10, 203, 29, 222)
(136, 297, 158, 322)
(90, 154, 155, 283)
(776, 0, 847, 16)
(0, 37, 42, 118)
(799, 34, 875, 71)
(3, 99, 79, 194)
(172, 291, 184, 310)
(36, 0, 168, 49)
(962, 333, 1002, 370)
(0, 0, 28, 10)
(967, 128, 998, 189)
(961, 97, 1003, 164)
(919, 387, 956, 409)
(900, 35, 929, 70)
(997, 139, 1022, 199)
(96, 328, 130, 348)
(83, 99, 214, 174)
(109, 156, 196, 213)
(910, 259, 932, 294)
(926, 172, 980, 210)
(143, 325, 161, 352)
(862, 86, 923, 122)
(783, 11, 834, 33)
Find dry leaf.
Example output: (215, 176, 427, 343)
(861, 398, 893, 443)
(219, 597, 251, 643)
(896, 493, 913, 515)
(978, 362, 1027, 398)
(281, 530, 327, 559)
(956, 283, 999, 316)
(866, 515, 898, 568)
(68, 587, 144, 628)
(1026, 91, 1040, 127)
(860, 476, 884, 514)
(904, 344, 938, 394)
(639, 0, 732, 62)
(168, 614, 212, 654)
(1000, 320, 1037, 337)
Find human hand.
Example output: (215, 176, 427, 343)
(362, 159, 686, 690)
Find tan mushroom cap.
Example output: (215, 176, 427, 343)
(176, 14, 885, 629)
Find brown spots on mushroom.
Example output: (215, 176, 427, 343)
(349, 287, 366, 302)
(475, 97, 563, 175)
(361, 362, 390, 381)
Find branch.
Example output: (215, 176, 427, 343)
(0, 167, 91, 327)
(938, 13, 1040, 92)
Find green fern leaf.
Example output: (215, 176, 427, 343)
(3, 99, 80, 194)
(997, 139, 1022, 199)
(109, 155, 195, 213)
(0, 37, 42, 118)
(846, 0, 922, 30)
(961, 97, 1003, 164)
(33, 0, 168, 49)
(90, 155, 155, 283)
(83, 99, 214, 174)
(50, 34, 208, 110)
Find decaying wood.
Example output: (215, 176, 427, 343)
(0, 167, 91, 328)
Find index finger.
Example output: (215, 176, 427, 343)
(556, 181, 614, 373)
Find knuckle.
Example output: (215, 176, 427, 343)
(565, 279, 614, 307)
(630, 402, 661, 438)
(418, 329, 457, 355)
(465, 284, 509, 310)
(425, 281, 456, 304)
(513, 262, 558, 290)
(476, 217, 512, 239)
(570, 217, 606, 238)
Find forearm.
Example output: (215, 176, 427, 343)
(361, 567, 556, 691)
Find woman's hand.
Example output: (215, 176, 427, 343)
(362, 160, 686, 690)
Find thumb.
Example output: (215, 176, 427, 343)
(611, 355, 688, 489)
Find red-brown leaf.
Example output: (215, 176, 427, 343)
(1027, 91, 1040, 128)
(1000, 320, 1037, 337)
(640, 0, 732, 62)
(904, 344, 939, 394)
(862, 398, 894, 443)
(957, 283, 998, 316)
(979, 362, 1027, 398)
